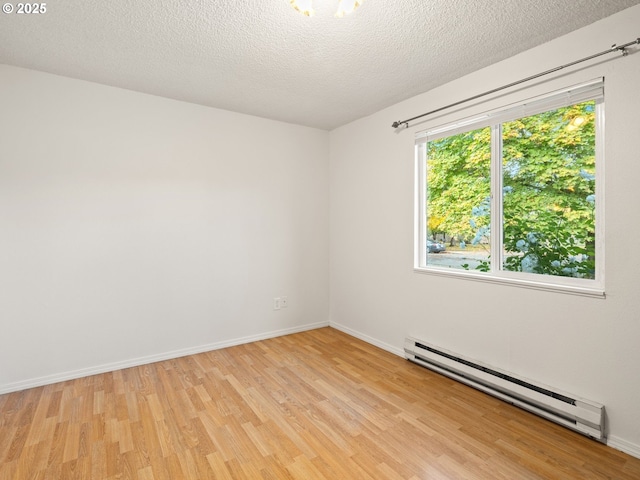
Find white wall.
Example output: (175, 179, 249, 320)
(0, 65, 330, 392)
(330, 6, 640, 456)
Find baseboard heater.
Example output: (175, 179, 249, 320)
(404, 337, 605, 440)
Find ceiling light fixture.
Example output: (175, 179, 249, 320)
(289, 0, 364, 17)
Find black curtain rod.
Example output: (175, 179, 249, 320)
(391, 37, 640, 129)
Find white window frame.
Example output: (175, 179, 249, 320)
(414, 79, 605, 298)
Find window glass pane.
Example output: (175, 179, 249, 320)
(426, 127, 491, 271)
(501, 101, 596, 279)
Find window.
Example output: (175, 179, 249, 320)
(415, 80, 604, 297)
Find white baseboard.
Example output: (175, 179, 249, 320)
(329, 321, 404, 357)
(607, 435, 640, 460)
(0, 321, 329, 395)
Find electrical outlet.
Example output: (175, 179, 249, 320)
(281, 296, 288, 308)
(273, 297, 281, 310)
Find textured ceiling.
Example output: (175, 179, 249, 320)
(1, 0, 639, 129)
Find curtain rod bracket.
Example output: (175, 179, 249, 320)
(612, 44, 628, 56)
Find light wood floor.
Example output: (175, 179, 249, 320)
(1, 328, 639, 479)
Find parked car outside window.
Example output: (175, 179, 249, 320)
(427, 240, 446, 253)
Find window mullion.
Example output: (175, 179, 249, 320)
(416, 143, 427, 268)
(490, 124, 503, 274)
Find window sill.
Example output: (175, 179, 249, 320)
(414, 266, 605, 298)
